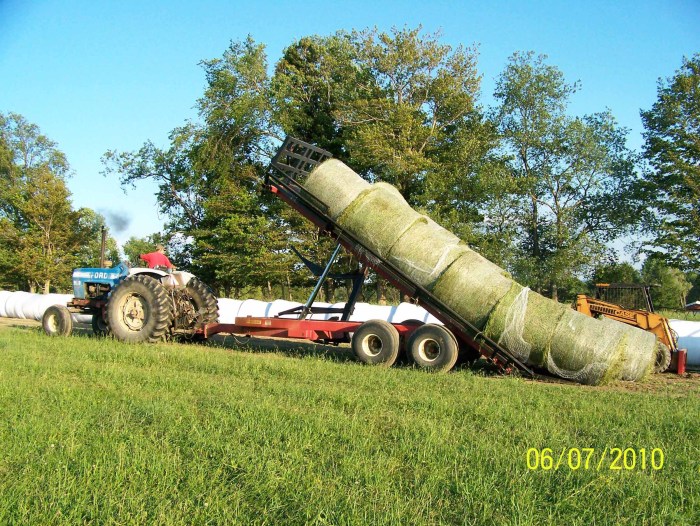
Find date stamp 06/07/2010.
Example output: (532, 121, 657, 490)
(526, 447, 666, 472)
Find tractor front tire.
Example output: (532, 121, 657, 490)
(42, 305, 73, 337)
(106, 275, 173, 343)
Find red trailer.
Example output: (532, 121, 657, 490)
(201, 137, 535, 376)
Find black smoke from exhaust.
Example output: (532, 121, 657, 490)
(103, 210, 131, 234)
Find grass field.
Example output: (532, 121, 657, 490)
(0, 324, 698, 525)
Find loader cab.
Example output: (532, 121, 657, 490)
(594, 283, 657, 313)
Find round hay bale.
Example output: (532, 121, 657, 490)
(546, 310, 628, 385)
(387, 216, 470, 289)
(304, 159, 371, 220)
(432, 250, 514, 330)
(483, 286, 568, 366)
(617, 326, 656, 381)
(337, 183, 422, 258)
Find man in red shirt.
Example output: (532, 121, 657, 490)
(140, 244, 175, 270)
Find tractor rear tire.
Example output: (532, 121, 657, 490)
(351, 320, 400, 367)
(407, 324, 459, 372)
(42, 305, 73, 337)
(106, 275, 173, 343)
(182, 277, 219, 326)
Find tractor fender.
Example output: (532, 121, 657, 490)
(128, 268, 195, 289)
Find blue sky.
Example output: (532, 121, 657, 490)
(1, 0, 698, 247)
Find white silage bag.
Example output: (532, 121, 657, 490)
(71, 313, 92, 324)
(237, 299, 269, 318)
(22, 294, 45, 320)
(217, 298, 243, 324)
(669, 319, 700, 369)
(349, 302, 394, 323)
(5, 292, 31, 319)
(266, 300, 302, 317)
(0, 291, 12, 317)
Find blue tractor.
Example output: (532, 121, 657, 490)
(42, 241, 218, 343)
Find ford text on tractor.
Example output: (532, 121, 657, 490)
(42, 231, 218, 342)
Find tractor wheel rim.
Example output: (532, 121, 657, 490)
(361, 334, 383, 357)
(121, 294, 147, 331)
(418, 338, 441, 362)
(48, 315, 58, 333)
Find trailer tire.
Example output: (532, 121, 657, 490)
(352, 319, 400, 367)
(654, 343, 672, 373)
(106, 275, 173, 343)
(92, 312, 110, 337)
(42, 305, 73, 337)
(408, 324, 459, 372)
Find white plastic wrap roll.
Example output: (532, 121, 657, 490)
(5, 292, 31, 319)
(669, 319, 700, 369)
(237, 299, 270, 318)
(0, 290, 12, 318)
(1, 290, 443, 330)
(217, 298, 243, 324)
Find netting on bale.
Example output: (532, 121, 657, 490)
(545, 310, 628, 385)
(338, 183, 423, 259)
(432, 250, 514, 330)
(387, 216, 470, 289)
(618, 328, 657, 381)
(304, 159, 370, 220)
(302, 159, 657, 384)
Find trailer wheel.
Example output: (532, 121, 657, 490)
(91, 313, 110, 337)
(42, 305, 73, 337)
(654, 343, 672, 373)
(352, 319, 400, 367)
(408, 324, 459, 372)
(106, 275, 173, 343)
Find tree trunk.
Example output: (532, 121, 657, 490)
(376, 279, 387, 305)
(43, 280, 50, 294)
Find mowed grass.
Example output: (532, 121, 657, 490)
(0, 326, 698, 525)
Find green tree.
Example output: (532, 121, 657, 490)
(75, 208, 120, 268)
(103, 38, 290, 295)
(591, 262, 641, 286)
(0, 112, 87, 292)
(490, 52, 643, 300)
(640, 54, 700, 270)
(641, 255, 693, 310)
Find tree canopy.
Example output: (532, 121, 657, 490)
(640, 54, 700, 270)
(2, 30, 697, 305)
(0, 112, 112, 292)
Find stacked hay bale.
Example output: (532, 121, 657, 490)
(305, 159, 656, 384)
